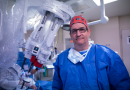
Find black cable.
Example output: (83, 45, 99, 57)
(28, 63, 34, 73)
(21, 80, 25, 89)
(21, 58, 27, 70)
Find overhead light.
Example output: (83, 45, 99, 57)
(93, 0, 118, 6)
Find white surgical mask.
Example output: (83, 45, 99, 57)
(68, 44, 92, 64)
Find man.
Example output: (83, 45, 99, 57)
(52, 15, 130, 90)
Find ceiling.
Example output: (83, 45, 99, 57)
(57, 0, 130, 21)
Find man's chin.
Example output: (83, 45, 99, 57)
(75, 42, 84, 45)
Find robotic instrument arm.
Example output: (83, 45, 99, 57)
(20, 0, 74, 88)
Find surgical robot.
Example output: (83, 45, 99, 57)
(19, 0, 75, 89)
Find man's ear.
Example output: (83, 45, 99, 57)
(88, 29, 91, 36)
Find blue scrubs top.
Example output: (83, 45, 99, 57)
(52, 44, 130, 90)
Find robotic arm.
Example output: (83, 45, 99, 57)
(20, 0, 75, 89)
(23, 0, 74, 69)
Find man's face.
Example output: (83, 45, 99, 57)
(70, 23, 91, 46)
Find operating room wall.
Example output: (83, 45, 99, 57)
(89, 16, 121, 57)
(89, 15, 130, 60)
(119, 15, 130, 30)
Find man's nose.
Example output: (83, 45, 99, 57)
(76, 30, 81, 36)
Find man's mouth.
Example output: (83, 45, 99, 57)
(76, 37, 84, 40)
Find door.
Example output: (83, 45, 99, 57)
(122, 30, 130, 75)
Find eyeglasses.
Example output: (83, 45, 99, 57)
(71, 28, 88, 34)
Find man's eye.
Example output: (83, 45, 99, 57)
(79, 29, 85, 31)
(72, 30, 77, 33)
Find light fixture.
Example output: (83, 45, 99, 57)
(93, 0, 118, 6)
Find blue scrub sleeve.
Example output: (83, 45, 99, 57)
(107, 54, 130, 90)
(95, 44, 130, 90)
(52, 57, 63, 90)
